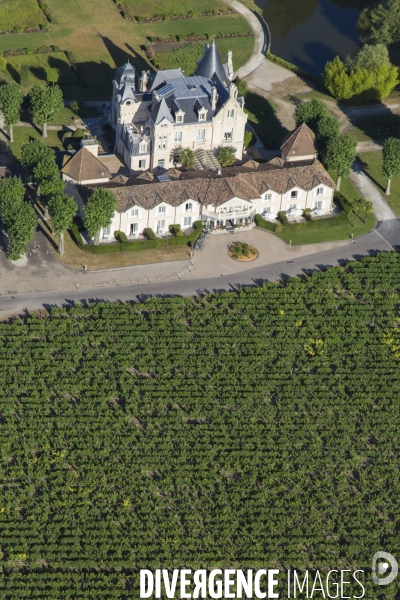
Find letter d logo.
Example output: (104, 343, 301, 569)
(372, 552, 398, 585)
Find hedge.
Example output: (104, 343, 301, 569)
(114, 230, 128, 243)
(144, 227, 156, 240)
(254, 214, 278, 232)
(266, 52, 322, 85)
(68, 222, 203, 254)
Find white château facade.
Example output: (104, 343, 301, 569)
(111, 42, 248, 174)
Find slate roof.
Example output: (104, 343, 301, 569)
(281, 123, 317, 158)
(195, 40, 230, 86)
(61, 147, 111, 182)
(115, 61, 136, 85)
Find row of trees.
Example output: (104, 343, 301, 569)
(294, 99, 357, 189)
(323, 44, 399, 104)
(0, 81, 63, 141)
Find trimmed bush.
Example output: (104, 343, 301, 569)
(70, 224, 84, 248)
(254, 214, 277, 232)
(20, 65, 29, 87)
(278, 211, 289, 225)
(169, 223, 181, 235)
(144, 227, 156, 240)
(115, 230, 128, 243)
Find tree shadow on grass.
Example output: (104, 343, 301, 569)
(244, 90, 288, 149)
(357, 156, 386, 193)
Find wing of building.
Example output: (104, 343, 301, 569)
(111, 41, 247, 174)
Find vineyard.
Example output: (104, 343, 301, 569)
(1, 252, 400, 597)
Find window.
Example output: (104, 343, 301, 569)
(290, 191, 298, 199)
(158, 160, 165, 169)
(139, 159, 146, 169)
(102, 226, 111, 238)
(316, 187, 324, 197)
(228, 207, 234, 213)
(197, 129, 205, 141)
(224, 129, 233, 141)
(158, 139, 166, 149)
(176, 115, 183, 123)
(235, 205, 244, 212)
(139, 144, 147, 153)
(156, 219, 165, 231)
(130, 209, 139, 218)
(227, 108, 234, 118)
(263, 193, 272, 203)
(130, 223, 138, 235)
(261, 207, 271, 215)
(158, 205, 166, 214)
(199, 113, 206, 121)
(185, 202, 192, 212)
(174, 132, 182, 143)
(183, 216, 192, 227)
(313, 201, 323, 210)
(286, 204, 297, 213)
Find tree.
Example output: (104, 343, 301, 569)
(20, 138, 55, 172)
(294, 99, 327, 130)
(29, 84, 64, 138)
(217, 146, 236, 167)
(358, 0, 400, 45)
(48, 193, 77, 255)
(382, 137, 400, 194)
(351, 196, 365, 225)
(70, 100, 80, 113)
(46, 67, 60, 86)
(350, 44, 390, 71)
(0, 83, 23, 142)
(178, 148, 195, 170)
(363, 199, 374, 223)
(316, 115, 340, 144)
(325, 133, 357, 190)
(0, 176, 37, 260)
(84, 188, 116, 246)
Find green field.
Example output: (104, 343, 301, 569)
(0, 0, 47, 32)
(153, 37, 253, 76)
(1, 51, 79, 93)
(358, 151, 400, 216)
(10, 127, 63, 158)
(349, 114, 400, 143)
(0, 0, 253, 100)
(1, 252, 400, 596)
(119, 0, 232, 20)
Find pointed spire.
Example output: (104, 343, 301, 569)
(194, 40, 230, 86)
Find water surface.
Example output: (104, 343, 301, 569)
(258, 0, 361, 77)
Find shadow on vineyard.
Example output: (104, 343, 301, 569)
(2, 252, 400, 597)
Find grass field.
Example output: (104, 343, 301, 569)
(349, 114, 400, 143)
(1, 52, 79, 93)
(276, 176, 375, 245)
(0, 0, 254, 100)
(153, 37, 253, 76)
(120, 0, 231, 20)
(0, 0, 47, 32)
(10, 127, 63, 158)
(358, 151, 400, 216)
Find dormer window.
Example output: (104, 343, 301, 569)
(176, 114, 183, 123)
(140, 144, 146, 153)
(199, 113, 206, 121)
(227, 108, 234, 118)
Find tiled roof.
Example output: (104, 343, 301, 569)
(61, 148, 111, 183)
(79, 159, 335, 213)
(280, 123, 317, 158)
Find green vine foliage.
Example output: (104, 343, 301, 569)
(0, 252, 400, 596)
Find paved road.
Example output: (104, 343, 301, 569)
(1, 226, 398, 317)
(349, 159, 396, 221)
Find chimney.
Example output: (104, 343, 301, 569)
(140, 70, 149, 92)
(227, 50, 234, 80)
(211, 86, 217, 111)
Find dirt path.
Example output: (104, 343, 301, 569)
(349, 160, 396, 221)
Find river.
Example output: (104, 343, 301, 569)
(258, 0, 362, 77)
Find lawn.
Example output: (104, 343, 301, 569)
(276, 176, 375, 245)
(10, 127, 63, 158)
(0, 0, 47, 32)
(120, 0, 232, 20)
(358, 151, 400, 216)
(0, 0, 254, 101)
(349, 114, 400, 143)
(153, 37, 254, 76)
(243, 88, 288, 148)
(2, 51, 79, 93)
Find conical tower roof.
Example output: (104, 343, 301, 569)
(195, 40, 230, 86)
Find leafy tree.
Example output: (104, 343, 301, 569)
(0, 83, 23, 142)
(316, 115, 340, 144)
(48, 193, 77, 255)
(324, 56, 353, 102)
(243, 130, 255, 149)
(70, 100, 80, 113)
(294, 99, 327, 130)
(6, 204, 37, 261)
(363, 199, 374, 223)
(325, 133, 357, 190)
(374, 63, 399, 101)
(233, 76, 248, 97)
(382, 137, 400, 194)
(358, 0, 400, 45)
(350, 44, 390, 71)
(20, 139, 55, 173)
(46, 67, 60, 86)
(351, 196, 365, 225)
(178, 148, 195, 170)
(0, 176, 37, 260)
(84, 188, 116, 246)
(217, 146, 236, 167)
(29, 84, 64, 138)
